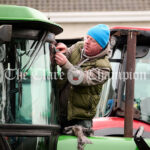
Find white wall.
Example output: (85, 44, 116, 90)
(45, 11, 150, 39)
(56, 22, 150, 39)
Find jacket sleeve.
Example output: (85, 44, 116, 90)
(64, 41, 83, 58)
(62, 60, 111, 86)
(81, 67, 111, 86)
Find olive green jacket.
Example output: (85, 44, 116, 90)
(59, 41, 111, 121)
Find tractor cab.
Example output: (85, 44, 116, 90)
(93, 26, 150, 138)
(0, 5, 63, 150)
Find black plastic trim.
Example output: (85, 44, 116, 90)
(0, 124, 60, 137)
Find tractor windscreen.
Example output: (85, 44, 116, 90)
(134, 48, 150, 122)
(0, 30, 58, 125)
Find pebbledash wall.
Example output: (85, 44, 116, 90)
(45, 11, 150, 39)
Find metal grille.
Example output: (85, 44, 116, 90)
(0, 0, 150, 12)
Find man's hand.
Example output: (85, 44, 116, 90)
(56, 43, 67, 53)
(55, 52, 67, 66)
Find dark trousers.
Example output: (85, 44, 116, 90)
(61, 118, 93, 129)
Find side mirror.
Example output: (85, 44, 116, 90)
(0, 25, 12, 43)
(46, 33, 56, 44)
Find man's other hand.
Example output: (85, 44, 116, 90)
(55, 52, 67, 66)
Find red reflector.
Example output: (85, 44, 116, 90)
(73, 77, 78, 80)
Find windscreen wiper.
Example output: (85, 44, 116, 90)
(21, 31, 48, 73)
(134, 126, 150, 150)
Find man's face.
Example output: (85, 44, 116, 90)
(84, 35, 103, 56)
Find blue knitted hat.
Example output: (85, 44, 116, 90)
(87, 24, 110, 49)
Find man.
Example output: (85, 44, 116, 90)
(55, 24, 112, 129)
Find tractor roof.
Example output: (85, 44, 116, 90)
(110, 26, 150, 46)
(110, 26, 150, 35)
(0, 5, 63, 35)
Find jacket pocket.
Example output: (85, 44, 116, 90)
(72, 92, 91, 110)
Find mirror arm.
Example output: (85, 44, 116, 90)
(134, 126, 150, 150)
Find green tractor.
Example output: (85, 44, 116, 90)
(0, 5, 150, 150)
